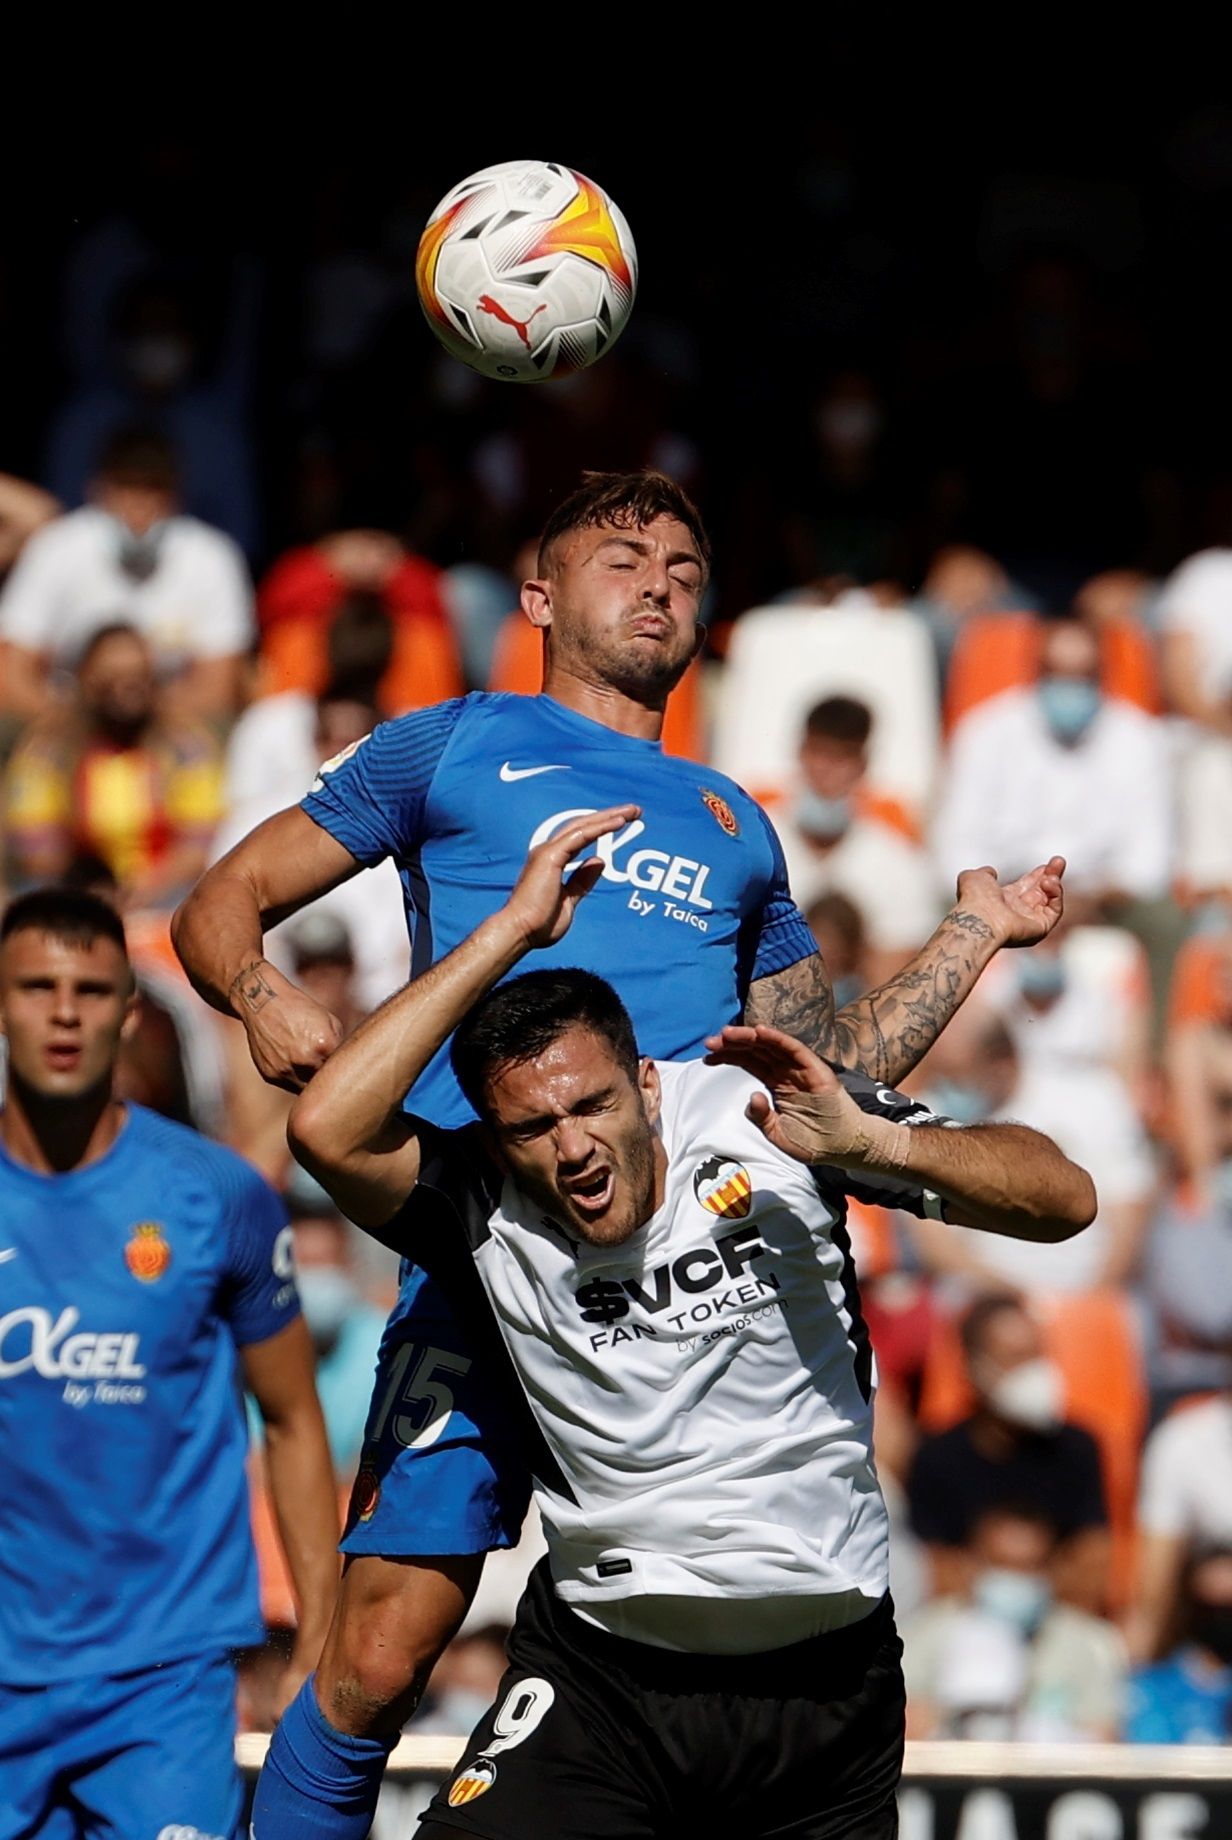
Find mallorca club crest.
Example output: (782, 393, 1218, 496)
(700, 788, 739, 836)
(124, 1222, 171, 1283)
(448, 1757, 498, 1806)
(693, 1156, 753, 1221)
(349, 1463, 381, 1527)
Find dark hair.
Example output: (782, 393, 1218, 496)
(804, 696, 873, 748)
(322, 592, 394, 707)
(94, 426, 178, 493)
(537, 470, 710, 577)
(804, 890, 867, 959)
(451, 969, 639, 1118)
(959, 1293, 1031, 1364)
(75, 620, 148, 671)
(1, 886, 129, 958)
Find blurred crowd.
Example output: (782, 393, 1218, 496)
(10, 113, 1232, 1749)
(7, 428, 1232, 1748)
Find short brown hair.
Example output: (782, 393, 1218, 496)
(537, 470, 710, 576)
(804, 696, 873, 748)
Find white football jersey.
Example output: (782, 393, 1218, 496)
(404, 1059, 947, 1642)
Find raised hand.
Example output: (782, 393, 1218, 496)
(503, 805, 640, 950)
(703, 1023, 904, 1169)
(952, 855, 1066, 950)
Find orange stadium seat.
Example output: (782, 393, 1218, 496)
(916, 1289, 1146, 1606)
(258, 614, 463, 714)
(1168, 935, 1232, 1029)
(944, 613, 1161, 732)
(487, 612, 706, 760)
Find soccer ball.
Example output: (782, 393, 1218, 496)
(415, 160, 637, 384)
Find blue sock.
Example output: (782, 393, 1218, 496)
(251, 1675, 396, 1839)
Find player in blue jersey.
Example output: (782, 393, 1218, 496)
(0, 888, 340, 1840)
(174, 470, 1065, 1838)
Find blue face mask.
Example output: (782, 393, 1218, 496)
(974, 1568, 1051, 1638)
(1038, 676, 1101, 744)
(796, 790, 853, 842)
(927, 1079, 990, 1126)
(1017, 956, 1067, 1003)
(298, 1268, 359, 1351)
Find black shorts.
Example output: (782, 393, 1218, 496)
(419, 1560, 905, 1840)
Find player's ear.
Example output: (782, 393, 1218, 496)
(637, 1057, 661, 1128)
(120, 978, 141, 1042)
(521, 576, 552, 631)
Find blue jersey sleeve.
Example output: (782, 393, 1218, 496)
(749, 805, 819, 982)
(301, 699, 468, 865)
(216, 1156, 300, 1348)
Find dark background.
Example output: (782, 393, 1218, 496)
(5, 79, 1231, 614)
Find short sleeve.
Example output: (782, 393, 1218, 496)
(747, 805, 820, 983)
(301, 700, 468, 866)
(819, 1068, 957, 1219)
(216, 1154, 300, 1347)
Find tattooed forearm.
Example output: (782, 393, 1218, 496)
(231, 959, 279, 1016)
(746, 911, 999, 1086)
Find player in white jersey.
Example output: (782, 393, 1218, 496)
(288, 811, 1096, 1838)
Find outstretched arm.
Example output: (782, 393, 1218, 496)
(744, 857, 1066, 1085)
(288, 806, 638, 1227)
(706, 1023, 1096, 1243)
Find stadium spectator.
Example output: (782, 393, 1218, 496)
(0, 427, 254, 722)
(932, 614, 1172, 916)
(804, 889, 870, 1011)
(908, 1297, 1109, 1611)
(45, 271, 259, 555)
(902, 1503, 1125, 1741)
(1129, 1389, 1232, 1662)
(1166, 928, 1232, 1198)
(414, 1624, 512, 1739)
(909, 543, 1029, 681)
(910, 1008, 1155, 1296)
(1141, 1161, 1232, 1409)
(1160, 546, 1232, 897)
(1125, 1547, 1232, 1743)
(978, 919, 1154, 1121)
(223, 592, 394, 818)
(260, 1196, 385, 1479)
(255, 525, 460, 711)
(774, 695, 939, 980)
(3, 622, 224, 911)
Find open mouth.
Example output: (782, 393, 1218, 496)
(45, 1044, 82, 1071)
(563, 1169, 615, 1214)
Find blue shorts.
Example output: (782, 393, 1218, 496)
(0, 1650, 241, 1840)
(341, 1264, 532, 1559)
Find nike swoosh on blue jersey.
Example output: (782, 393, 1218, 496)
(499, 762, 572, 781)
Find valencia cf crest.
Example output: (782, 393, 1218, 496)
(124, 1222, 171, 1283)
(700, 788, 739, 836)
(449, 1758, 497, 1806)
(693, 1156, 753, 1220)
(350, 1463, 381, 1526)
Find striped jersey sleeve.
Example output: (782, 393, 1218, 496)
(748, 803, 820, 982)
(214, 1148, 300, 1346)
(301, 698, 468, 864)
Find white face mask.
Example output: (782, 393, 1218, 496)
(980, 1357, 1064, 1432)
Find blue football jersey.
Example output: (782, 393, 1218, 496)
(0, 1106, 299, 1683)
(303, 692, 816, 1128)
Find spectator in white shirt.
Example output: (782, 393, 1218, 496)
(1160, 548, 1232, 895)
(773, 695, 940, 981)
(933, 617, 1173, 918)
(0, 427, 254, 725)
(1129, 1388, 1232, 1664)
(911, 1008, 1155, 1297)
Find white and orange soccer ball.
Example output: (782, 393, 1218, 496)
(415, 160, 637, 383)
